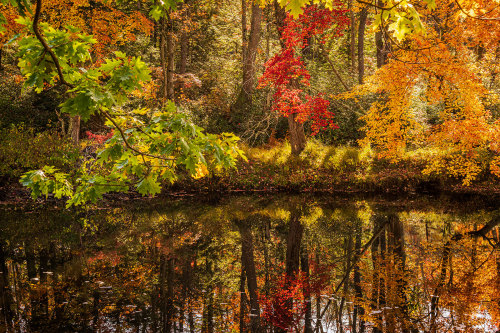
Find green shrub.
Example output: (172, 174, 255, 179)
(0, 76, 61, 131)
(0, 125, 79, 180)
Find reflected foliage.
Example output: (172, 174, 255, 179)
(0, 196, 499, 332)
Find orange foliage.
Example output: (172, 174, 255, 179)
(1, 0, 152, 61)
(0, 4, 23, 45)
(41, 0, 152, 60)
(350, 0, 500, 185)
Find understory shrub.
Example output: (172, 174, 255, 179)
(0, 125, 79, 180)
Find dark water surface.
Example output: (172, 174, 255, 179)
(1, 194, 499, 332)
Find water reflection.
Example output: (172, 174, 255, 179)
(0, 195, 499, 332)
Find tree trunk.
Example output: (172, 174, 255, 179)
(242, 0, 248, 67)
(69, 116, 80, 145)
(179, 31, 188, 74)
(375, 6, 390, 69)
(160, 17, 175, 102)
(242, 4, 262, 98)
(275, 3, 306, 155)
(357, 7, 369, 84)
(349, 0, 355, 71)
(274, 0, 286, 48)
(232, 1, 263, 119)
(178, 0, 190, 74)
(287, 113, 306, 155)
(160, 18, 167, 102)
(166, 18, 175, 100)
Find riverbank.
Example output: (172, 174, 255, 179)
(2, 140, 499, 207)
(168, 140, 500, 195)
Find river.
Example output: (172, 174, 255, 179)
(1, 194, 499, 332)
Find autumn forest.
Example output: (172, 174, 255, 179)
(0, 0, 500, 332)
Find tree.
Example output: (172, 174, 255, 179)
(231, 0, 263, 123)
(348, 0, 500, 185)
(259, 4, 348, 155)
(12, 0, 244, 206)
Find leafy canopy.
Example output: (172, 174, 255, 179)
(11, 2, 245, 206)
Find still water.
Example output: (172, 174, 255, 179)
(0, 194, 499, 332)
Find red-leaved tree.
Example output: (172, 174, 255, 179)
(259, 5, 348, 154)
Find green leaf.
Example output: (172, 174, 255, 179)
(136, 175, 162, 196)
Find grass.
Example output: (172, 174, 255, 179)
(190, 140, 500, 195)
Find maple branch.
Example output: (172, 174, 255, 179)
(454, 0, 500, 21)
(32, 0, 75, 89)
(33, 0, 175, 164)
(101, 111, 176, 161)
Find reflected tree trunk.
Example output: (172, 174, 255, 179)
(352, 219, 365, 333)
(430, 241, 451, 333)
(238, 218, 262, 333)
(202, 259, 214, 333)
(276, 208, 304, 333)
(301, 245, 312, 333)
(371, 215, 386, 333)
(388, 213, 414, 333)
(286, 209, 303, 277)
(338, 232, 353, 333)
(239, 262, 248, 333)
(166, 258, 175, 332)
(0, 242, 13, 329)
(263, 219, 271, 333)
(25, 243, 43, 330)
(39, 248, 49, 321)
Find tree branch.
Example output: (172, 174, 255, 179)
(32, 0, 74, 89)
(355, 0, 403, 11)
(454, 0, 500, 21)
(319, 44, 350, 91)
(102, 111, 176, 161)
